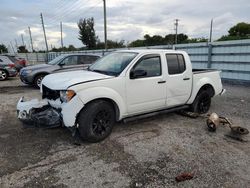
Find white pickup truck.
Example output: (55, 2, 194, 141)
(17, 49, 225, 142)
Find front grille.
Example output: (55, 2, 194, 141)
(42, 85, 60, 100)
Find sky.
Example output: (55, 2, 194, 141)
(0, 0, 249, 51)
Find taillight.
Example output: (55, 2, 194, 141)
(9, 64, 15, 68)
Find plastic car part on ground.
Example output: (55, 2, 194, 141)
(17, 97, 62, 128)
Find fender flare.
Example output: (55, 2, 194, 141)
(76, 87, 127, 120)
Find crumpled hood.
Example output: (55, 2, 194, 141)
(41, 70, 113, 90)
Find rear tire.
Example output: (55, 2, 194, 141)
(78, 100, 115, 142)
(34, 74, 46, 88)
(191, 90, 211, 114)
(0, 69, 8, 81)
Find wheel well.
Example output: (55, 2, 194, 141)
(198, 84, 215, 97)
(85, 98, 120, 121)
(33, 73, 48, 84)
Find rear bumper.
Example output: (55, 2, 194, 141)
(8, 68, 18, 77)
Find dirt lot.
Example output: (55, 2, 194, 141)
(0, 77, 249, 188)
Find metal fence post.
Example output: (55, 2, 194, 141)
(207, 43, 213, 68)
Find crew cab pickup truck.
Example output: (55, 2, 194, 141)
(17, 50, 225, 142)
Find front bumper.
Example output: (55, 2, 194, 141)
(17, 97, 61, 128)
(17, 95, 84, 128)
(20, 74, 34, 84)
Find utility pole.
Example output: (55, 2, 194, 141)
(40, 13, 49, 52)
(21, 34, 25, 46)
(103, 0, 107, 50)
(60, 21, 63, 48)
(209, 19, 213, 42)
(28, 26, 34, 52)
(174, 19, 179, 44)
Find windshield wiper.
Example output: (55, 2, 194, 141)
(91, 69, 109, 75)
(91, 69, 117, 76)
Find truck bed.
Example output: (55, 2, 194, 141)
(192, 69, 219, 74)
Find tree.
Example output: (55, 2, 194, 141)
(128, 33, 189, 47)
(17, 46, 28, 53)
(0, 44, 8, 53)
(96, 40, 125, 49)
(78, 17, 97, 49)
(228, 22, 250, 37)
(217, 22, 250, 41)
(50, 45, 77, 52)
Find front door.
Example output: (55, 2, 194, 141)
(126, 54, 166, 115)
(58, 55, 80, 72)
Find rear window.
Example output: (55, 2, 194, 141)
(166, 54, 186, 75)
(78, 55, 99, 64)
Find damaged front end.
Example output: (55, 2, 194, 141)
(17, 97, 62, 128)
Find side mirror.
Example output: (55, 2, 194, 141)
(130, 69, 147, 79)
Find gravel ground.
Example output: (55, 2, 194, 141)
(0, 77, 249, 188)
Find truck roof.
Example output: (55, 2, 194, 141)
(116, 49, 185, 54)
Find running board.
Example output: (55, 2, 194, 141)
(123, 105, 189, 123)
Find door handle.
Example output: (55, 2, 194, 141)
(158, 80, 166, 84)
(183, 78, 190, 80)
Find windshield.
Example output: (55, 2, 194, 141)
(47, 55, 65, 65)
(89, 52, 138, 76)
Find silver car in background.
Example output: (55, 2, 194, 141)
(20, 54, 100, 88)
(0, 55, 18, 81)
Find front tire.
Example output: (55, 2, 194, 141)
(34, 74, 45, 88)
(78, 100, 115, 142)
(191, 90, 211, 114)
(0, 70, 8, 81)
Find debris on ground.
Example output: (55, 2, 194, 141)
(175, 172, 194, 182)
(178, 111, 249, 141)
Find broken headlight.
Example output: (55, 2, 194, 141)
(60, 90, 76, 103)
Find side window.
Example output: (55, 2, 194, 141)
(0, 58, 3, 62)
(132, 55, 161, 78)
(61, 56, 78, 66)
(78, 55, 99, 64)
(166, 54, 186, 75)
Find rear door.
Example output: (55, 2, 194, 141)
(165, 53, 192, 107)
(78, 55, 99, 69)
(126, 54, 167, 114)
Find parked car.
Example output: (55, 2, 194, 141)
(3, 55, 27, 71)
(0, 55, 18, 81)
(17, 49, 225, 142)
(20, 54, 100, 88)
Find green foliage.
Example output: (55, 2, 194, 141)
(78, 17, 97, 49)
(50, 45, 77, 52)
(0, 44, 8, 53)
(96, 40, 125, 49)
(228, 22, 250, 37)
(217, 22, 250, 41)
(17, 46, 28, 53)
(129, 33, 189, 47)
(186, 38, 208, 43)
(128, 39, 145, 47)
